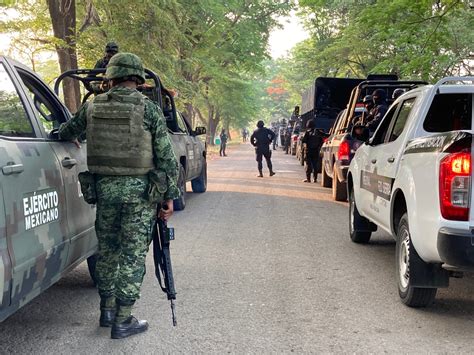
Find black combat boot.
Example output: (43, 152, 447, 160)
(269, 170, 276, 176)
(257, 170, 263, 177)
(111, 301, 148, 339)
(111, 316, 149, 339)
(99, 296, 116, 327)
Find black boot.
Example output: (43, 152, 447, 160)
(111, 316, 149, 339)
(257, 169, 263, 177)
(100, 309, 116, 327)
(269, 170, 276, 176)
(99, 297, 116, 327)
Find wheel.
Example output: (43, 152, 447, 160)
(396, 213, 437, 307)
(321, 162, 332, 188)
(191, 160, 207, 193)
(349, 189, 371, 243)
(87, 254, 98, 286)
(332, 163, 347, 201)
(173, 165, 186, 211)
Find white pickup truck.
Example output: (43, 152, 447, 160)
(347, 77, 474, 307)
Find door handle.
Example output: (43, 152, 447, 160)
(387, 157, 395, 163)
(61, 158, 77, 168)
(371, 159, 377, 164)
(2, 163, 24, 175)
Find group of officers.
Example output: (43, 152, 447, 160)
(257, 87, 407, 183)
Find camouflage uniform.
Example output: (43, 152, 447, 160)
(59, 86, 179, 316)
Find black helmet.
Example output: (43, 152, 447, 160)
(306, 119, 315, 129)
(392, 88, 406, 100)
(257, 120, 264, 128)
(362, 95, 373, 104)
(372, 89, 386, 101)
(105, 41, 119, 54)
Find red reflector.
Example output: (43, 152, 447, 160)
(439, 152, 471, 221)
(338, 141, 350, 161)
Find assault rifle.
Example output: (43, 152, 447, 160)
(152, 203, 177, 326)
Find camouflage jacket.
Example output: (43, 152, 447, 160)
(59, 86, 180, 203)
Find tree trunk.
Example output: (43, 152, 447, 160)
(46, 0, 81, 112)
(207, 107, 220, 146)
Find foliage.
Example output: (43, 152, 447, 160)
(0, 0, 293, 143)
(286, 0, 473, 82)
(2, 0, 471, 140)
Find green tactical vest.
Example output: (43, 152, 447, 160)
(86, 90, 154, 175)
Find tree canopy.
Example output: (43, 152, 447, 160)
(1, 0, 472, 141)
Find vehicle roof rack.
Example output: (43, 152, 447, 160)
(433, 77, 474, 90)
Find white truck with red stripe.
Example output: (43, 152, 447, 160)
(347, 77, 474, 307)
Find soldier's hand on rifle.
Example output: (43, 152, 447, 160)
(159, 200, 174, 221)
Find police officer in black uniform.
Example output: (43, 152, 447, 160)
(251, 120, 276, 177)
(366, 89, 388, 133)
(301, 119, 324, 183)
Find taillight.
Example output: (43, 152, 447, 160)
(338, 141, 350, 161)
(323, 137, 328, 143)
(439, 151, 471, 221)
(293, 136, 298, 142)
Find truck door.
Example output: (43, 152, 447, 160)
(177, 112, 197, 177)
(357, 104, 399, 220)
(360, 99, 416, 228)
(0, 184, 11, 313)
(13, 67, 97, 267)
(0, 61, 69, 305)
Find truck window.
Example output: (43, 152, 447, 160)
(0, 64, 34, 137)
(424, 93, 472, 132)
(387, 98, 416, 142)
(17, 69, 69, 137)
(369, 104, 398, 146)
(176, 113, 188, 133)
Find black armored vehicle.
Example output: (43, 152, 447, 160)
(297, 77, 365, 167)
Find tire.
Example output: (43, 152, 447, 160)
(349, 189, 371, 243)
(173, 165, 186, 211)
(191, 160, 207, 193)
(396, 213, 437, 307)
(87, 254, 98, 287)
(321, 162, 332, 188)
(332, 163, 347, 201)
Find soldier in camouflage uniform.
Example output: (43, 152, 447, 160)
(59, 52, 180, 339)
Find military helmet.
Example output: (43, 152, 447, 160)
(106, 52, 145, 84)
(362, 95, 373, 104)
(257, 120, 264, 128)
(105, 41, 119, 53)
(372, 89, 386, 100)
(392, 88, 406, 100)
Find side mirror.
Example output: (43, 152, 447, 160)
(194, 126, 206, 136)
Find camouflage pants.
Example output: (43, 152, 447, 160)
(95, 200, 155, 303)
